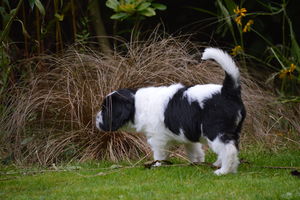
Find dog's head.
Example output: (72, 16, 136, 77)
(96, 89, 136, 131)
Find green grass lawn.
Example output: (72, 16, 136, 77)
(1, 147, 300, 200)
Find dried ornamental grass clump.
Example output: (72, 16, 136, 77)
(0, 37, 299, 165)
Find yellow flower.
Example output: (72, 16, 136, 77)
(234, 6, 247, 16)
(279, 63, 297, 79)
(243, 19, 254, 32)
(231, 45, 243, 56)
(290, 63, 296, 71)
(279, 69, 289, 79)
(233, 6, 247, 26)
(235, 16, 242, 26)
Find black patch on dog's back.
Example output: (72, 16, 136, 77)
(164, 87, 203, 142)
(164, 86, 246, 145)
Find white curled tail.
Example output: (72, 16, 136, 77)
(202, 48, 240, 88)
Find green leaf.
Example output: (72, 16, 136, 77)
(15, 19, 31, 39)
(106, 0, 120, 11)
(216, 0, 237, 44)
(9, 8, 17, 16)
(110, 12, 130, 21)
(223, 0, 237, 15)
(2, 0, 9, 7)
(55, 13, 64, 21)
(287, 18, 300, 64)
(110, 164, 122, 169)
(187, 6, 217, 17)
(125, 0, 135, 4)
(65, 166, 82, 170)
(139, 7, 156, 17)
(34, 0, 45, 16)
(137, 2, 151, 11)
(151, 3, 167, 11)
(28, 0, 35, 10)
(21, 137, 33, 145)
(270, 47, 285, 69)
(0, 7, 6, 15)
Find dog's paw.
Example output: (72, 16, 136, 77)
(144, 160, 172, 169)
(214, 169, 227, 176)
(214, 168, 237, 175)
(194, 157, 205, 163)
(152, 161, 162, 167)
(213, 160, 221, 168)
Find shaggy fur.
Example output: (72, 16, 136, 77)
(96, 48, 246, 175)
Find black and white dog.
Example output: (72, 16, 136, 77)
(96, 48, 246, 175)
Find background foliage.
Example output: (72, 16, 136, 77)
(1, 0, 299, 97)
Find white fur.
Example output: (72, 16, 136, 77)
(134, 83, 205, 162)
(179, 128, 190, 143)
(184, 143, 205, 163)
(134, 83, 184, 134)
(202, 48, 240, 88)
(105, 91, 117, 97)
(96, 111, 103, 130)
(134, 84, 182, 161)
(183, 84, 222, 108)
(207, 136, 239, 175)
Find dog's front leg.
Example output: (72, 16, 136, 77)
(147, 137, 170, 167)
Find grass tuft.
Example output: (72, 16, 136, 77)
(0, 36, 299, 165)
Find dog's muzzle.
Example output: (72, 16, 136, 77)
(96, 111, 103, 130)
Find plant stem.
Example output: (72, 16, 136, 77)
(131, 16, 141, 42)
(22, 1, 29, 57)
(54, 0, 63, 52)
(71, 0, 77, 42)
(35, 5, 41, 54)
(89, 0, 111, 54)
(0, 0, 24, 43)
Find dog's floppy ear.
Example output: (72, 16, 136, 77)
(100, 89, 136, 131)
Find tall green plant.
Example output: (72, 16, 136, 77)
(105, 0, 166, 39)
(268, 16, 299, 96)
(192, 0, 299, 97)
(0, 0, 23, 101)
(248, 1, 299, 96)
(0, 0, 24, 43)
(0, 0, 46, 100)
(106, 0, 166, 21)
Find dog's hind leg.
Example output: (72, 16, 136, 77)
(208, 137, 239, 175)
(184, 142, 205, 163)
(215, 142, 239, 175)
(213, 156, 222, 168)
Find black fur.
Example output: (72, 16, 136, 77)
(164, 87, 203, 142)
(164, 83, 246, 146)
(202, 92, 246, 147)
